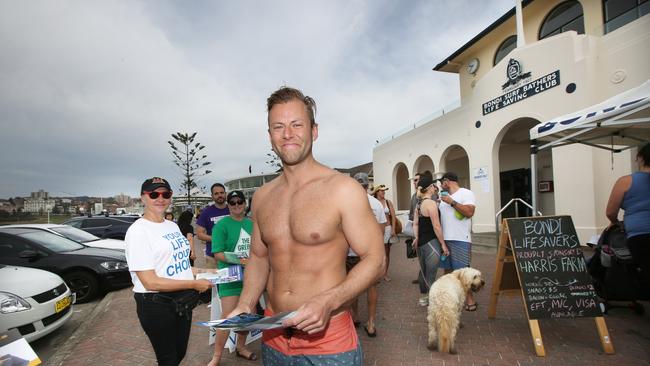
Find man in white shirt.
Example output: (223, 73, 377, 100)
(349, 172, 387, 337)
(438, 172, 478, 311)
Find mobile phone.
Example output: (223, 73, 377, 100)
(440, 191, 449, 197)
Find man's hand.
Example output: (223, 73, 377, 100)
(441, 243, 450, 256)
(225, 304, 254, 319)
(281, 294, 334, 334)
(440, 194, 453, 205)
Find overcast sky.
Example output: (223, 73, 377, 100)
(0, 0, 514, 198)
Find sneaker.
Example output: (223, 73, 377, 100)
(418, 296, 429, 307)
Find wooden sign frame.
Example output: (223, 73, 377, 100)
(487, 218, 615, 357)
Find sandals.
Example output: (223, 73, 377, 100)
(236, 349, 258, 361)
(364, 325, 377, 338)
(465, 303, 478, 312)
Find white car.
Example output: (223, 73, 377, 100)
(0, 265, 74, 342)
(2, 224, 125, 251)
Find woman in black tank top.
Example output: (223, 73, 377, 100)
(412, 173, 449, 306)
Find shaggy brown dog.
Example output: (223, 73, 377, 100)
(427, 267, 485, 354)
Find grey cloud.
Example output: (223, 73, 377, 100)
(0, 0, 513, 197)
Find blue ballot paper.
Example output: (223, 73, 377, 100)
(195, 311, 296, 331)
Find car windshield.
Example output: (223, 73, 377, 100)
(50, 226, 100, 243)
(20, 230, 85, 252)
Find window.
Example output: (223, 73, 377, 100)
(66, 219, 83, 228)
(539, 1, 585, 40)
(19, 231, 84, 253)
(494, 35, 517, 66)
(0, 234, 31, 257)
(84, 219, 111, 228)
(604, 0, 649, 33)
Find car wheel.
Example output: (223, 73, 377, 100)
(63, 271, 99, 303)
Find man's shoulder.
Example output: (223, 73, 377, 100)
(326, 171, 361, 191)
(457, 188, 476, 201)
(204, 204, 229, 216)
(256, 176, 281, 196)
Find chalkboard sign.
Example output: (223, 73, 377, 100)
(506, 216, 602, 320)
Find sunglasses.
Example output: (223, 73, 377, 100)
(144, 191, 172, 199)
(228, 199, 245, 206)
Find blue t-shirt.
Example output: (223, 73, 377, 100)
(196, 204, 229, 255)
(622, 171, 650, 238)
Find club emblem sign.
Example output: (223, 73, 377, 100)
(502, 59, 531, 90)
(482, 58, 560, 116)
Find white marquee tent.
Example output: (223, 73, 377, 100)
(529, 79, 650, 213)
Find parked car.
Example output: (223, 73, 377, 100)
(1, 224, 125, 251)
(0, 265, 74, 342)
(62, 216, 139, 240)
(0, 227, 131, 303)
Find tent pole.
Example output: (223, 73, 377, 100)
(531, 139, 538, 216)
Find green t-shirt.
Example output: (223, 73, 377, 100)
(211, 216, 253, 297)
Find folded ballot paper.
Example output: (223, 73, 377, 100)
(195, 265, 243, 284)
(196, 311, 296, 331)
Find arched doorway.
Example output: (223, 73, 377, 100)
(440, 145, 470, 189)
(413, 155, 435, 176)
(494, 118, 553, 218)
(392, 163, 410, 210)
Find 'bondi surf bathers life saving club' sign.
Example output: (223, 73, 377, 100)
(482, 59, 560, 115)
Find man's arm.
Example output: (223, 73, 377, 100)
(136, 270, 212, 293)
(195, 224, 211, 242)
(228, 193, 270, 315)
(284, 180, 385, 334)
(440, 191, 475, 218)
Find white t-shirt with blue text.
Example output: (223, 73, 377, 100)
(125, 218, 194, 293)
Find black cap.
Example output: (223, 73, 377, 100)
(141, 177, 172, 194)
(442, 172, 459, 182)
(418, 175, 435, 190)
(227, 190, 245, 202)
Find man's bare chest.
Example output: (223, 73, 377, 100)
(257, 191, 341, 246)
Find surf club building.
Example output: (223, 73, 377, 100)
(373, 0, 650, 243)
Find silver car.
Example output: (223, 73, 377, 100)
(1, 224, 125, 252)
(0, 265, 74, 342)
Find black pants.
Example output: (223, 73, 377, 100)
(134, 293, 192, 366)
(628, 234, 650, 292)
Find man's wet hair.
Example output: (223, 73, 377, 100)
(267, 86, 317, 126)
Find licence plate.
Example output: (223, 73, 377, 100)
(55, 296, 72, 313)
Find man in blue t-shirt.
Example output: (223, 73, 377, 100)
(196, 183, 229, 267)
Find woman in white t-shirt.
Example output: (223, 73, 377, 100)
(125, 177, 211, 366)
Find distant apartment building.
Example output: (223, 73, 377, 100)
(23, 198, 55, 213)
(30, 189, 49, 200)
(114, 193, 131, 207)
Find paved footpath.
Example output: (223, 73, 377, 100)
(48, 239, 650, 365)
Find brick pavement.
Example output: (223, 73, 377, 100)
(50, 239, 650, 365)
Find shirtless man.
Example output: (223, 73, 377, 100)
(228, 87, 386, 364)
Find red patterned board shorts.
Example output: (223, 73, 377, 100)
(262, 309, 360, 357)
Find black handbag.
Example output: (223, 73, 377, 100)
(153, 289, 201, 318)
(405, 238, 417, 259)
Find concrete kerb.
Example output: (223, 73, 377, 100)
(47, 290, 117, 366)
